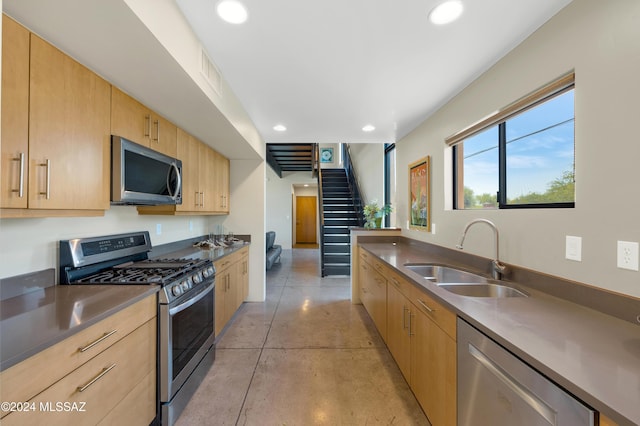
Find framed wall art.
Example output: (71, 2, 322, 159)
(320, 148, 334, 163)
(408, 156, 431, 231)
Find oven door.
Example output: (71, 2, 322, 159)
(160, 280, 215, 403)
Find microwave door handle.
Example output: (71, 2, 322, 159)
(168, 162, 182, 200)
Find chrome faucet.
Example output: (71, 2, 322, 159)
(456, 218, 507, 280)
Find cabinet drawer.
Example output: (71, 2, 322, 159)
(410, 286, 456, 340)
(98, 369, 156, 426)
(385, 268, 412, 298)
(215, 252, 238, 272)
(2, 318, 156, 426)
(0, 295, 156, 406)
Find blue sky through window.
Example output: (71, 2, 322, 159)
(463, 89, 574, 200)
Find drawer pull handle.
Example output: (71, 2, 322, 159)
(417, 299, 435, 313)
(78, 330, 117, 353)
(77, 363, 116, 393)
(391, 277, 401, 289)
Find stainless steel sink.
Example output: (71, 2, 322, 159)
(437, 283, 527, 298)
(403, 263, 488, 283)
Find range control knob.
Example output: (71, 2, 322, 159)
(181, 280, 190, 292)
(193, 272, 202, 285)
(171, 284, 183, 297)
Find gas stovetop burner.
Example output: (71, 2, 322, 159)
(76, 258, 211, 286)
(59, 232, 216, 304)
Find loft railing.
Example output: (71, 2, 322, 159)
(342, 144, 365, 227)
(316, 147, 326, 275)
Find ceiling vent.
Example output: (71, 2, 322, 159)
(200, 47, 222, 96)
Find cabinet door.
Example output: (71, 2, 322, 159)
(111, 87, 178, 158)
(213, 150, 230, 213)
(199, 143, 215, 212)
(150, 114, 177, 157)
(111, 86, 152, 147)
(387, 282, 411, 382)
(1, 15, 30, 208)
(239, 250, 249, 302)
(215, 270, 227, 336)
(176, 129, 200, 212)
(369, 269, 387, 341)
(28, 35, 110, 210)
(410, 308, 456, 426)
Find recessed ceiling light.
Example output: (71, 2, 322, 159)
(362, 124, 376, 132)
(428, 0, 464, 25)
(273, 124, 287, 132)
(216, 0, 248, 24)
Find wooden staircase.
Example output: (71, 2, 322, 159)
(321, 169, 361, 276)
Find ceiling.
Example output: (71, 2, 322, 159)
(176, 0, 573, 145)
(3, 0, 573, 156)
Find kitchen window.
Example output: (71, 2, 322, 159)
(449, 72, 575, 209)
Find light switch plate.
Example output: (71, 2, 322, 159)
(565, 236, 582, 261)
(617, 241, 639, 271)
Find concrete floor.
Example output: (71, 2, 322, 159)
(176, 249, 430, 425)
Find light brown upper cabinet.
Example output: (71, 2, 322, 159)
(1, 19, 111, 217)
(111, 86, 177, 158)
(1, 15, 30, 209)
(213, 150, 230, 213)
(137, 128, 230, 215)
(28, 35, 111, 212)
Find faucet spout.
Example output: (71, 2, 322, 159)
(456, 219, 507, 280)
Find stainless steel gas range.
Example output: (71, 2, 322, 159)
(59, 231, 215, 426)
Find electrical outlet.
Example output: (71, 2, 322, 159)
(565, 236, 582, 261)
(617, 241, 639, 271)
(156, 223, 162, 236)
(189, 220, 193, 232)
(431, 223, 436, 234)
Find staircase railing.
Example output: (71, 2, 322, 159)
(342, 144, 365, 227)
(316, 148, 326, 276)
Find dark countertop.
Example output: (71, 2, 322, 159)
(0, 241, 250, 373)
(156, 241, 250, 262)
(359, 241, 640, 426)
(0, 284, 159, 372)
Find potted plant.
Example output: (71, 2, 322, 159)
(363, 200, 393, 229)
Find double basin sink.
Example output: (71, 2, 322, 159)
(403, 263, 527, 298)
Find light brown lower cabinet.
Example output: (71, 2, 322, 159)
(0, 295, 157, 425)
(410, 296, 457, 426)
(358, 248, 456, 426)
(386, 280, 411, 381)
(215, 246, 250, 335)
(358, 252, 387, 341)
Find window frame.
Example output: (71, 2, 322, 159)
(448, 72, 575, 210)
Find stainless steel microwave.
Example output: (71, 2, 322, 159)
(111, 136, 182, 205)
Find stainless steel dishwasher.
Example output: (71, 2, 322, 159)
(457, 318, 596, 425)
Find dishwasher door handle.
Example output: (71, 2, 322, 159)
(468, 343, 557, 425)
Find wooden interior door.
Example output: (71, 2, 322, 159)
(295, 196, 317, 244)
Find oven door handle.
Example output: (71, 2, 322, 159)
(169, 281, 214, 316)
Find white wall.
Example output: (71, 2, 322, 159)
(223, 159, 266, 302)
(390, 0, 640, 297)
(0, 209, 210, 279)
(349, 143, 385, 205)
(265, 168, 317, 249)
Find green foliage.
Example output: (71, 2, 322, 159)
(363, 200, 393, 229)
(463, 170, 574, 208)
